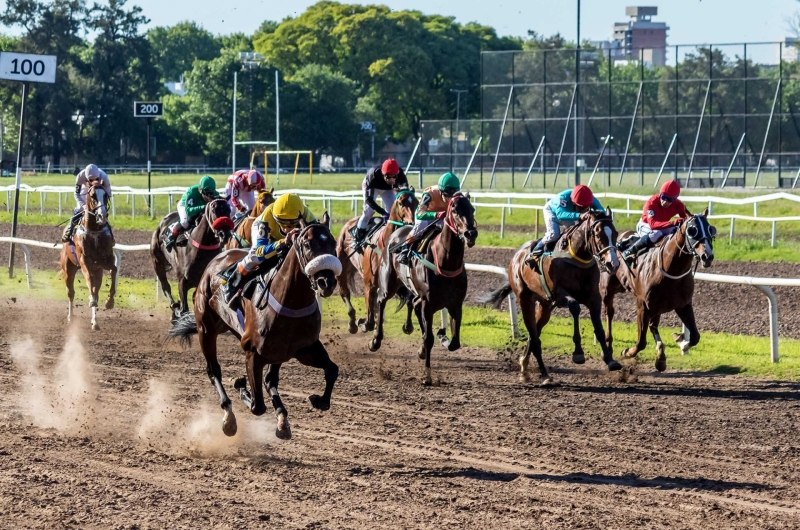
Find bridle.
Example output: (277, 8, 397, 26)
(291, 221, 339, 292)
(566, 213, 617, 273)
(84, 187, 107, 228)
(657, 215, 716, 279)
(444, 194, 476, 240)
(388, 189, 416, 227)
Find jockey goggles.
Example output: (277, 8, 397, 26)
(660, 193, 676, 202)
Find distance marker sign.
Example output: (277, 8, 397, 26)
(0, 52, 57, 84)
(134, 101, 164, 118)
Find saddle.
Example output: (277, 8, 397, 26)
(410, 223, 442, 257)
(232, 211, 251, 232)
(349, 217, 386, 253)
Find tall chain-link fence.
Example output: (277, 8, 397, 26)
(419, 42, 800, 189)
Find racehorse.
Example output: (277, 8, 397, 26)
(59, 185, 117, 331)
(335, 188, 418, 334)
(226, 188, 276, 249)
(167, 214, 342, 440)
(481, 208, 622, 385)
(150, 198, 233, 321)
(599, 210, 715, 372)
(369, 194, 478, 385)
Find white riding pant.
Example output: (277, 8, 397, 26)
(357, 188, 396, 230)
(408, 217, 442, 241)
(177, 203, 191, 229)
(542, 205, 576, 245)
(636, 219, 677, 243)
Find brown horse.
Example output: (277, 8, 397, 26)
(150, 198, 233, 321)
(59, 185, 117, 331)
(481, 208, 622, 385)
(226, 188, 276, 249)
(167, 214, 342, 440)
(336, 188, 419, 334)
(599, 210, 715, 372)
(370, 194, 478, 385)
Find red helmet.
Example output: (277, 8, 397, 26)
(570, 184, 595, 209)
(381, 158, 400, 176)
(660, 180, 681, 200)
(246, 170, 263, 188)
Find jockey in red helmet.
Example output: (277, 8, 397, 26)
(226, 169, 266, 217)
(352, 158, 410, 249)
(529, 184, 603, 259)
(620, 179, 690, 264)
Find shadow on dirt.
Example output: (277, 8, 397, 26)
(566, 382, 800, 401)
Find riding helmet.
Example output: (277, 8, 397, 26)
(660, 180, 681, 200)
(438, 172, 461, 195)
(85, 164, 101, 181)
(570, 184, 595, 209)
(272, 193, 305, 223)
(382, 158, 400, 176)
(247, 170, 263, 187)
(199, 175, 217, 194)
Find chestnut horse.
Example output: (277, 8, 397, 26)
(60, 185, 117, 330)
(600, 210, 715, 372)
(370, 194, 478, 385)
(167, 215, 342, 440)
(336, 188, 418, 334)
(226, 188, 276, 249)
(481, 208, 622, 385)
(150, 198, 233, 321)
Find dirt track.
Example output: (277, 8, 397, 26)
(4, 223, 800, 339)
(1, 300, 800, 528)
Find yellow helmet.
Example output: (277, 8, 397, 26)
(272, 193, 305, 224)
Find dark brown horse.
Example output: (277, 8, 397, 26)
(336, 188, 418, 334)
(167, 214, 342, 440)
(600, 210, 715, 372)
(226, 188, 275, 250)
(370, 194, 478, 385)
(481, 208, 622, 385)
(151, 198, 233, 321)
(60, 185, 117, 330)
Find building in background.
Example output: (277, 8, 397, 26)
(780, 37, 799, 63)
(590, 6, 669, 67)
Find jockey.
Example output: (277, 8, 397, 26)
(221, 193, 316, 305)
(163, 175, 220, 251)
(529, 184, 603, 260)
(621, 180, 690, 264)
(393, 172, 460, 266)
(62, 164, 113, 243)
(226, 169, 265, 217)
(353, 158, 409, 245)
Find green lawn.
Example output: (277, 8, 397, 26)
(6, 266, 800, 380)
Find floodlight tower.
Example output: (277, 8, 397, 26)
(233, 52, 274, 173)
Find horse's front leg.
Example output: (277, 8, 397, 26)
(673, 304, 700, 357)
(602, 284, 616, 355)
(445, 303, 462, 352)
(622, 301, 651, 360)
(198, 319, 236, 437)
(648, 314, 667, 371)
(419, 301, 436, 386)
(295, 340, 339, 412)
(178, 276, 191, 315)
(64, 258, 78, 324)
(236, 351, 267, 416)
(105, 259, 118, 310)
(83, 263, 101, 331)
(588, 295, 622, 371)
(263, 363, 291, 440)
(564, 295, 584, 364)
(337, 265, 358, 334)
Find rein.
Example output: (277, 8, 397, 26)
(563, 215, 616, 271)
(656, 217, 708, 279)
(190, 199, 226, 251)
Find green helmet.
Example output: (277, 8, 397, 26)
(199, 175, 217, 195)
(438, 172, 460, 194)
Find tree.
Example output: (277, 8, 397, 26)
(147, 21, 220, 82)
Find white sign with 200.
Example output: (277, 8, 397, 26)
(0, 52, 57, 84)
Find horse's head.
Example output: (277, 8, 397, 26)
(446, 193, 478, 248)
(86, 185, 108, 228)
(581, 207, 619, 274)
(294, 213, 342, 298)
(683, 208, 716, 268)
(206, 198, 234, 244)
(253, 188, 275, 217)
(390, 187, 418, 225)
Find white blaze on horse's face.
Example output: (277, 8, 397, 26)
(604, 226, 619, 269)
(94, 188, 107, 225)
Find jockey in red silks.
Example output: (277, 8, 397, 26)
(225, 169, 266, 217)
(621, 179, 690, 263)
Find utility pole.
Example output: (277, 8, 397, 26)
(574, 0, 581, 185)
(450, 88, 467, 157)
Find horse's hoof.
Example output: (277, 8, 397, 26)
(232, 377, 247, 390)
(221, 407, 237, 437)
(572, 352, 585, 364)
(308, 394, 330, 411)
(622, 348, 638, 359)
(402, 322, 414, 335)
(606, 360, 623, 372)
(418, 347, 426, 360)
(421, 375, 433, 386)
(369, 339, 380, 352)
(539, 378, 561, 388)
(91, 322, 99, 331)
(672, 332, 685, 343)
(655, 356, 667, 372)
(348, 322, 358, 334)
(105, 299, 115, 310)
(519, 372, 532, 384)
(275, 413, 292, 440)
(447, 339, 461, 352)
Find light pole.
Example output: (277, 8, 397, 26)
(232, 52, 265, 172)
(574, 0, 581, 185)
(450, 89, 467, 156)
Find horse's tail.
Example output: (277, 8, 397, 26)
(478, 283, 513, 310)
(394, 285, 414, 313)
(165, 313, 198, 348)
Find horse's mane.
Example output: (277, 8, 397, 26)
(252, 190, 272, 217)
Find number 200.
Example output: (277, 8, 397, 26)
(139, 104, 160, 114)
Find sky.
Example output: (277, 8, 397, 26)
(128, 0, 800, 46)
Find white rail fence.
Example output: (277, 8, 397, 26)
(3, 236, 797, 363)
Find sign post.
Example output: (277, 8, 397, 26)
(133, 101, 163, 216)
(0, 51, 57, 278)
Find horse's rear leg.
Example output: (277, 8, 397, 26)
(673, 304, 700, 356)
(178, 277, 192, 316)
(263, 364, 291, 440)
(295, 340, 339, 411)
(518, 292, 554, 386)
(152, 247, 178, 314)
(338, 267, 359, 334)
(104, 260, 118, 310)
(360, 281, 378, 333)
(199, 324, 237, 437)
(566, 296, 585, 365)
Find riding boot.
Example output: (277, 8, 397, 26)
(622, 235, 653, 264)
(164, 223, 183, 252)
(61, 218, 77, 243)
(526, 240, 545, 265)
(221, 263, 250, 307)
